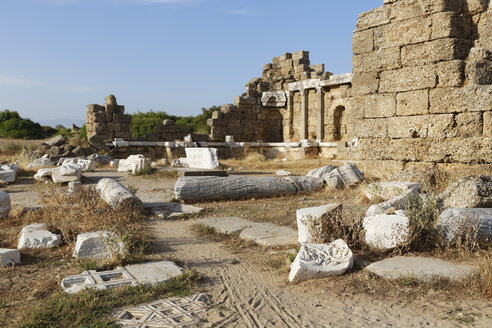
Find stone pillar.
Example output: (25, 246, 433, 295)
(287, 91, 294, 141)
(300, 88, 308, 140)
(316, 86, 324, 141)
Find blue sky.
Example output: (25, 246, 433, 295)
(0, 0, 381, 127)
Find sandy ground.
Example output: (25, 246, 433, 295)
(2, 168, 492, 327)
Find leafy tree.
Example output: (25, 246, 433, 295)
(0, 109, 58, 139)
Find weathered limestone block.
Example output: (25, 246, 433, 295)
(73, 231, 124, 259)
(379, 65, 436, 93)
(306, 165, 337, 178)
(478, 10, 492, 52)
(117, 155, 151, 174)
(365, 182, 421, 203)
(44, 135, 65, 147)
(59, 158, 96, 172)
(356, 6, 391, 31)
(437, 60, 465, 87)
(352, 71, 379, 95)
(26, 155, 51, 169)
(440, 175, 492, 208)
(366, 187, 420, 217)
(352, 118, 389, 138)
(361, 94, 397, 118)
(185, 148, 220, 170)
(288, 240, 354, 283)
(283, 177, 325, 193)
(238, 223, 298, 246)
(52, 164, 82, 184)
(484, 112, 492, 138)
(431, 11, 471, 40)
(352, 29, 374, 55)
(0, 248, 20, 267)
(366, 256, 476, 282)
(466, 60, 492, 85)
(363, 212, 410, 250)
(0, 191, 11, 219)
(352, 47, 401, 73)
(96, 178, 142, 208)
(387, 114, 455, 139)
(325, 164, 364, 189)
(0, 168, 16, 184)
(296, 203, 342, 244)
(454, 112, 484, 137)
(174, 176, 298, 201)
(429, 85, 492, 113)
(401, 39, 470, 67)
(437, 208, 492, 242)
(18, 223, 63, 249)
(396, 90, 429, 115)
(34, 168, 53, 181)
(373, 17, 432, 50)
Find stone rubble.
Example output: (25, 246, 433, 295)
(34, 168, 53, 181)
(296, 203, 342, 244)
(306, 165, 337, 179)
(365, 186, 420, 217)
(18, 223, 63, 249)
(439, 175, 492, 209)
(26, 155, 51, 169)
(0, 248, 20, 267)
(73, 231, 125, 259)
(117, 154, 151, 174)
(437, 208, 492, 242)
(325, 164, 364, 189)
(365, 182, 421, 203)
(96, 178, 142, 208)
(289, 240, 354, 283)
(51, 164, 82, 184)
(0, 190, 11, 219)
(0, 164, 18, 184)
(363, 211, 409, 250)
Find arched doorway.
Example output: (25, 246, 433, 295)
(333, 106, 345, 141)
(261, 109, 283, 142)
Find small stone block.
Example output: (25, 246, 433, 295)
(0, 248, 20, 267)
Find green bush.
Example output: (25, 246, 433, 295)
(0, 109, 58, 140)
(130, 106, 220, 139)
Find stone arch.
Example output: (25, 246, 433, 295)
(261, 109, 283, 142)
(333, 106, 346, 141)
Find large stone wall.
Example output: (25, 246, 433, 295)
(208, 51, 353, 142)
(343, 0, 492, 164)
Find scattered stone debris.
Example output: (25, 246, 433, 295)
(34, 168, 53, 181)
(306, 165, 337, 179)
(115, 294, 209, 327)
(58, 158, 96, 172)
(0, 190, 11, 218)
(52, 164, 82, 184)
(87, 153, 112, 166)
(96, 178, 142, 208)
(289, 240, 354, 283)
(276, 170, 292, 176)
(325, 164, 364, 189)
(366, 256, 476, 282)
(73, 231, 124, 259)
(185, 148, 220, 170)
(18, 223, 63, 249)
(363, 211, 409, 250)
(26, 155, 51, 169)
(365, 182, 421, 203)
(118, 154, 151, 174)
(365, 187, 420, 217)
(440, 175, 492, 209)
(61, 260, 183, 294)
(0, 164, 18, 184)
(437, 208, 492, 242)
(0, 248, 20, 267)
(296, 203, 342, 244)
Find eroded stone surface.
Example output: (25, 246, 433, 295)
(283, 176, 325, 193)
(52, 164, 82, 184)
(118, 155, 151, 174)
(115, 294, 209, 327)
(306, 165, 337, 179)
(365, 187, 420, 217)
(296, 203, 342, 244)
(18, 223, 63, 249)
(34, 168, 53, 181)
(0, 248, 20, 267)
(126, 261, 184, 284)
(0, 190, 11, 219)
(366, 256, 476, 282)
(289, 240, 353, 283)
(440, 175, 492, 208)
(325, 164, 364, 189)
(365, 182, 421, 203)
(437, 208, 492, 242)
(0, 168, 16, 184)
(239, 223, 298, 246)
(73, 231, 124, 259)
(96, 178, 142, 208)
(363, 212, 409, 250)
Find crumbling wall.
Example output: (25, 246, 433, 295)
(86, 95, 132, 147)
(343, 0, 491, 164)
(142, 119, 191, 141)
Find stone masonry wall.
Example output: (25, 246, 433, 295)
(86, 95, 132, 147)
(344, 0, 492, 164)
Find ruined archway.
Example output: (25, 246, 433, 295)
(333, 106, 345, 141)
(261, 109, 283, 142)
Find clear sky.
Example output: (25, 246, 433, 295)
(0, 0, 381, 127)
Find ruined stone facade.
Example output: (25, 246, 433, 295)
(209, 0, 491, 165)
(345, 0, 491, 164)
(86, 95, 132, 147)
(207, 51, 354, 143)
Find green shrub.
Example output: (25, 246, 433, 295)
(0, 109, 57, 139)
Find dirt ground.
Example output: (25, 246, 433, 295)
(1, 166, 492, 327)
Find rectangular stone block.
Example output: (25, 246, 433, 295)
(0, 248, 20, 267)
(431, 11, 471, 40)
(353, 118, 388, 138)
(455, 112, 483, 137)
(484, 112, 492, 138)
(374, 17, 432, 50)
(363, 94, 396, 118)
(387, 114, 454, 138)
(401, 39, 470, 67)
(356, 6, 391, 31)
(430, 85, 492, 113)
(353, 47, 401, 73)
(208, 118, 226, 127)
(396, 90, 429, 116)
(478, 10, 492, 52)
(437, 60, 465, 87)
(353, 29, 374, 55)
(292, 50, 309, 60)
(352, 71, 379, 96)
(379, 65, 436, 93)
(466, 60, 492, 85)
(94, 112, 107, 123)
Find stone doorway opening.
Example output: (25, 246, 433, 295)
(333, 106, 345, 141)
